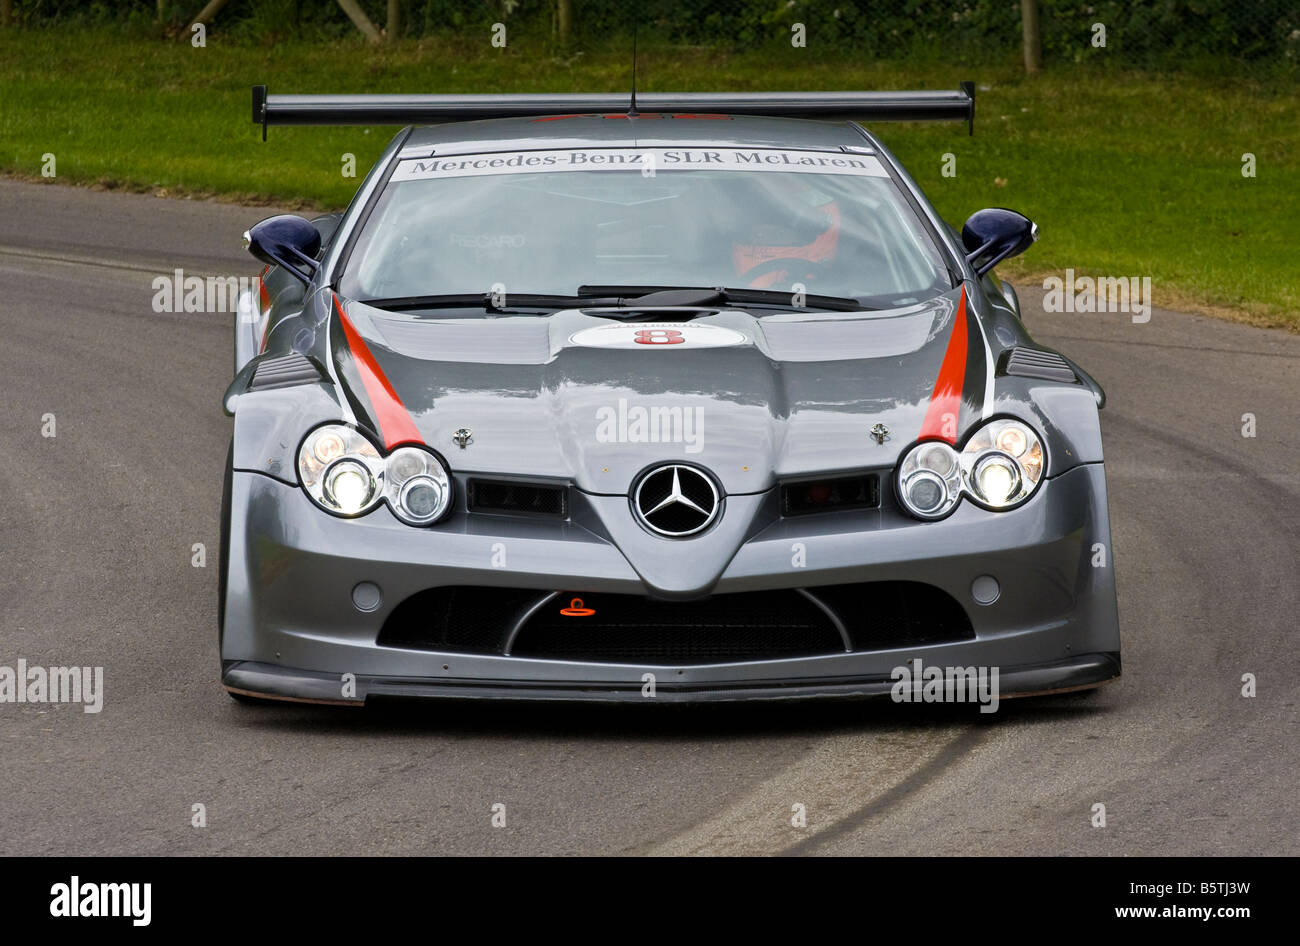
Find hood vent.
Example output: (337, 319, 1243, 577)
(1001, 347, 1077, 383)
(759, 311, 935, 361)
(372, 318, 551, 364)
(248, 353, 322, 391)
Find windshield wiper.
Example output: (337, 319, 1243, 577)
(361, 291, 714, 321)
(578, 285, 869, 312)
(358, 292, 624, 313)
(358, 292, 622, 314)
(359, 285, 869, 316)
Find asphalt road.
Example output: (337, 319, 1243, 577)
(0, 178, 1296, 856)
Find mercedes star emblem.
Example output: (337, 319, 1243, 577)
(632, 464, 721, 537)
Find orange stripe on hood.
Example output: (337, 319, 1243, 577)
(332, 294, 424, 449)
(918, 285, 968, 444)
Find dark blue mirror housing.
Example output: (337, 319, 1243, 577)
(243, 214, 322, 285)
(961, 208, 1038, 277)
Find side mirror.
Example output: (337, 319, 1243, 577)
(243, 214, 322, 286)
(961, 208, 1038, 277)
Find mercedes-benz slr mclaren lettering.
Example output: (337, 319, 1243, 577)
(219, 85, 1120, 704)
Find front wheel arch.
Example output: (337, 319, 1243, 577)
(218, 438, 232, 652)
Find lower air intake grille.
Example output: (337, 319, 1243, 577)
(377, 587, 542, 654)
(377, 582, 974, 664)
(1001, 347, 1077, 383)
(512, 590, 842, 663)
(468, 479, 567, 517)
(248, 353, 321, 391)
(806, 581, 975, 650)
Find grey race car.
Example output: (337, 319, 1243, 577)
(219, 85, 1120, 705)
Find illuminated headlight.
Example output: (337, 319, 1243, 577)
(298, 424, 452, 524)
(896, 418, 1045, 520)
(961, 418, 1044, 509)
(323, 459, 376, 514)
(897, 440, 962, 519)
(299, 425, 383, 517)
(971, 454, 1021, 507)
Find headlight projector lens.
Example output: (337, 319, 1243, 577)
(905, 471, 947, 515)
(973, 454, 1021, 507)
(314, 432, 346, 464)
(398, 475, 445, 523)
(996, 426, 1027, 457)
(323, 460, 375, 514)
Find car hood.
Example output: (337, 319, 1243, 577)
(329, 286, 986, 495)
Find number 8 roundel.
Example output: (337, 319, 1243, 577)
(568, 323, 748, 350)
(634, 329, 685, 345)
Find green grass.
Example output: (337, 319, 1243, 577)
(1, 29, 1296, 328)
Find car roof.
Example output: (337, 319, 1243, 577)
(399, 113, 878, 157)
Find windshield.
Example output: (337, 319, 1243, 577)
(339, 147, 952, 309)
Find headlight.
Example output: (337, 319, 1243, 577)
(298, 424, 452, 524)
(896, 418, 1045, 519)
(299, 425, 384, 517)
(383, 446, 452, 525)
(898, 440, 962, 519)
(961, 418, 1043, 509)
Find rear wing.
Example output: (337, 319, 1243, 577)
(252, 83, 975, 139)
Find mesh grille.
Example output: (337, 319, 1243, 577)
(807, 581, 974, 649)
(377, 587, 544, 654)
(782, 474, 880, 516)
(512, 590, 842, 663)
(468, 480, 567, 516)
(376, 582, 974, 663)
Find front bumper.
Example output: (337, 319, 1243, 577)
(224, 652, 1119, 704)
(220, 462, 1121, 705)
